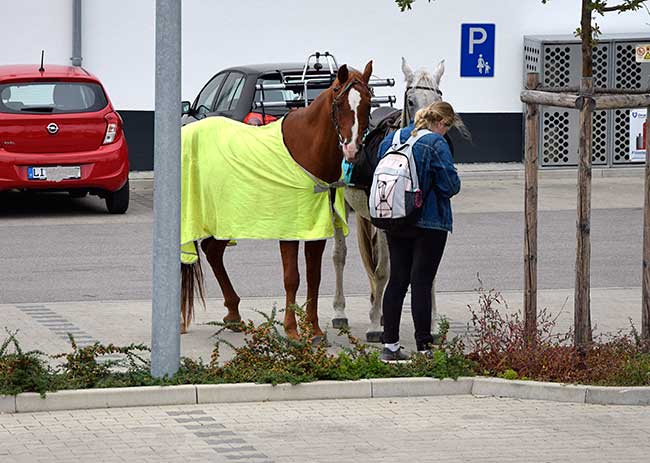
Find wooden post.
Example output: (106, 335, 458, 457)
(524, 73, 539, 344)
(574, 77, 594, 347)
(643, 106, 650, 340)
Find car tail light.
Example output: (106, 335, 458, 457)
(103, 112, 121, 144)
(243, 112, 278, 126)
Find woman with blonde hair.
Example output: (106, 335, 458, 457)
(377, 100, 463, 362)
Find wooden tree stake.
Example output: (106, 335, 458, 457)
(524, 73, 539, 344)
(574, 77, 594, 347)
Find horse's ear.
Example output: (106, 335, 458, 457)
(337, 65, 349, 84)
(433, 59, 445, 85)
(362, 60, 373, 84)
(401, 57, 414, 85)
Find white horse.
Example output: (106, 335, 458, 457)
(332, 57, 446, 342)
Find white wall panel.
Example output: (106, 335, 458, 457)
(82, 0, 155, 110)
(2, 1, 70, 68)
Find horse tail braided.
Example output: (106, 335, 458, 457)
(181, 241, 206, 332)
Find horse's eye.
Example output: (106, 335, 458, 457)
(408, 98, 415, 106)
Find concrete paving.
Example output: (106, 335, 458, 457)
(1, 395, 650, 462)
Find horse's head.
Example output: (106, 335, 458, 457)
(401, 57, 445, 124)
(330, 61, 373, 163)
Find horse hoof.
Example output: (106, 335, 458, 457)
(332, 318, 349, 329)
(223, 318, 243, 332)
(366, 331, 383, 343)
(311, 335, 327, 346)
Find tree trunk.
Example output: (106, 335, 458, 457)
(574, 76, 593, 348)
(524, 73, 539, 345)
(581, 0, 593, 78)
(574, 0, 594, 348)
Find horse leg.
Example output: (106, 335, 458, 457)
(332, 225, 348, 329)
(305, 239, 326, 340)
(200, 237, 242, 327)
(367, 221, 389, 342)
(355, 214, 380, 341)
(279, 240, 300, 339)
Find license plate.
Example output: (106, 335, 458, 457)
(28, 166, 81, 182)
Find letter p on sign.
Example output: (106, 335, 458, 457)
(468, 27, 487, 54)
(461, 23, 495, 78)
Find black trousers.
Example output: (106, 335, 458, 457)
(382, 227, 448, 351)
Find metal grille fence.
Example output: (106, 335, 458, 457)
(524, 34, 650, 167)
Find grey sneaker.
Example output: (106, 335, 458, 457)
(380, 347, 411, 363)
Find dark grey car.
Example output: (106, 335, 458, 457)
(181, 62, 334, 127)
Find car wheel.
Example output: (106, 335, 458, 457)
(105, 180, 129, 214)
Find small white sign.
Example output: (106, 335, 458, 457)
(635, 44, 650, 63)
(630, 109, 647, 162)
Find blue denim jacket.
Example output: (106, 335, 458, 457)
(378, 124, 461, 232)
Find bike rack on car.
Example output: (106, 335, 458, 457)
(253, 51, 396, 116)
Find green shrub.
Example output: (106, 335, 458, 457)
(0, 330, 51, 397)
(52, 334, 150, 389)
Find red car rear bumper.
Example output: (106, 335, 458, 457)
(0, 138, 129, 192)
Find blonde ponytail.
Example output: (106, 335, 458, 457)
(410, 101, 471, 141)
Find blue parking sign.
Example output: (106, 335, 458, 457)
(461, 24, 495, 77)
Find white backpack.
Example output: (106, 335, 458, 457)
(369, 129, 430, 230)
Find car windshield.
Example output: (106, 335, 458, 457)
(0, 81, 108, 114)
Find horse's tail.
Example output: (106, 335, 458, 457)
(181, 241, 206, 332)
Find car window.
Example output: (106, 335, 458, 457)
(0, 82, 108, 114)
(215, 72, 245, 112)
(194, 73, 226, 117)
(254, 76, 325, 104)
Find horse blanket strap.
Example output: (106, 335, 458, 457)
(312, 180, 347, 193)
(180, 116, 348, 264)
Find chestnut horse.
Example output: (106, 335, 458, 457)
(181, 62, 374, 340)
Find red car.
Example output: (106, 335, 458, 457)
(0, 64, 129, 213)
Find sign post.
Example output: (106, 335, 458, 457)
(460, 23, 496, 78)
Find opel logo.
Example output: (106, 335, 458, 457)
(47, 123, 59, 135)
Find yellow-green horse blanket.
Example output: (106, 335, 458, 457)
(180, 116, 348, 264)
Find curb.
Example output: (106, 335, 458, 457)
(472, 377, 587, 403)
(3, 377, 650, 414)
(15, 385, 196, 413)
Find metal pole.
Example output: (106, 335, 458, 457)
(71, 0, 82, 66)
(641, 107, 650, 341)
(151, 0, 181, 378)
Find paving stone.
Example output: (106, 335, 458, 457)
(4, 396, 648, 462)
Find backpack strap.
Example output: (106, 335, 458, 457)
(391, 129, 402, 147)
(405, 128, 432, 146)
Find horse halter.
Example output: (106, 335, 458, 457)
(330, 78, 372, 150)
(403, 85, 443, 124)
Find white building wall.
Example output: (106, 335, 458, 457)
(2, 1, 71, 70)
(2, 0, 648, 112)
